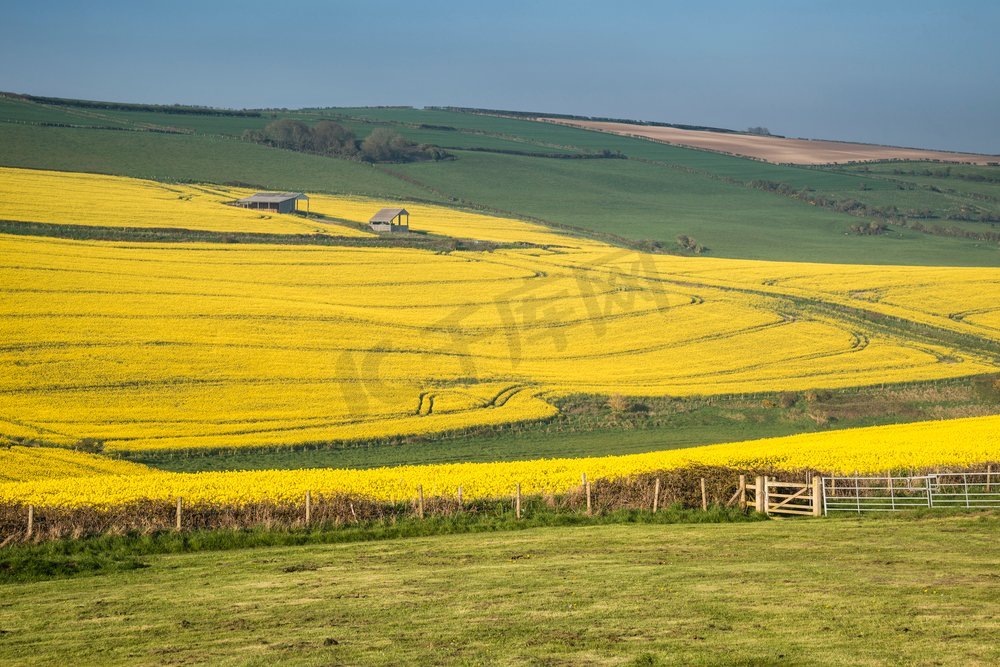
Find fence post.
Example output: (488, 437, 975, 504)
(738, 475, 747, 509)
(812, 477, 823, 517)
(175, 497, 182, 531)
(652, 478, 661, 513)
(27, 505, 34, 539)
(516, 483, 522, 519)
(755, 476, 764, 513)
(418, 485, 424, 519)
(763, 476, 770, 515)
(585, 478, 592, 516)
(457, 485, 463, 508)
(305, 490, 312, 527)
(700, 478, 708, 511)
(987, 465, 993, 493)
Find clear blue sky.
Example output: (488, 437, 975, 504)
(2, 0, 998, 153)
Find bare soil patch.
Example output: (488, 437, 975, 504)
(543, 118, 998, 165)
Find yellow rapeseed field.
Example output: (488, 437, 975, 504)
(0, 446, 152, 483)
(0, 168, 998, 453)
(1, 415, 996, 508)
(0, 167, 370, 236)
(305, 193, 593, 246)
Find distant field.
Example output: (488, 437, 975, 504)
(2, 515, 997, 665)
(395, 149, 1000, 265)
(546, 118, 1000, 165)
(3, 98, 999, 264)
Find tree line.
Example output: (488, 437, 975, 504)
(8, 93, 262, 117)
(242, 119, 451, 163)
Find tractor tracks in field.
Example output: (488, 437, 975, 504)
(547, 257, 999, 365)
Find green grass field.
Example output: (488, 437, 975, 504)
(1, 512, 996, 665)
(839, 161, 1000, 217)
(393, 149, 1000, 264)
(0, 123, 437, 200)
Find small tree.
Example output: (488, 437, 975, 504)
(360, 128, 411, 162)
(312, 120, 357, 156)
(263, 119, 313, 150)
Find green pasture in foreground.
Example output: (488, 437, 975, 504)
(0, 513, 996, 665)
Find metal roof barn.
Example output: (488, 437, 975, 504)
(369, 207, 409, 232)
(236, 192, 309, 215)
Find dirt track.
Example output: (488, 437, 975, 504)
(542, 118, 997, 165)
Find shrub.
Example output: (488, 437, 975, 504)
(675, 235, 707, 254)
(607, 394, 630, 414)
(72, 438, 105, 454)
(778, 391, 799, 409)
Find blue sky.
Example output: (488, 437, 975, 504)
(2, 1, 998, 153)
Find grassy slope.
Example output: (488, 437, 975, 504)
(393, 150, 999, 265)
(293, 109, 1000, 232)
(0, 123, 436, 200)
(839, 161, 1000, 215)
(1, 514, 997, 665)
(0, 96, 134, 128)
(336, 108, 998, 265)
(87, 108, 586, 155)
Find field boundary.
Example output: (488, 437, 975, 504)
(0, 218, 541, 252)
(5, 466, 998, 545)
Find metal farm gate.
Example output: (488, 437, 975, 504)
(741, 471, 1000, 517)
(823, 470, 1000, 514)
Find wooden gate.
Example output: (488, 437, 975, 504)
(742, 476, 823, 517)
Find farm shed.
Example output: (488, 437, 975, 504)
(236, 192, 309, 214)
(369, 207, 410, 232)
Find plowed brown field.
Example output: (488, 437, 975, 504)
(542, 118, 997, 165)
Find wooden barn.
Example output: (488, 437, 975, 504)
(236, 192, 309, 214)
(369, 207, 410, 232)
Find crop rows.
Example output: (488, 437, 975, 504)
(0, 446, 151, 483)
